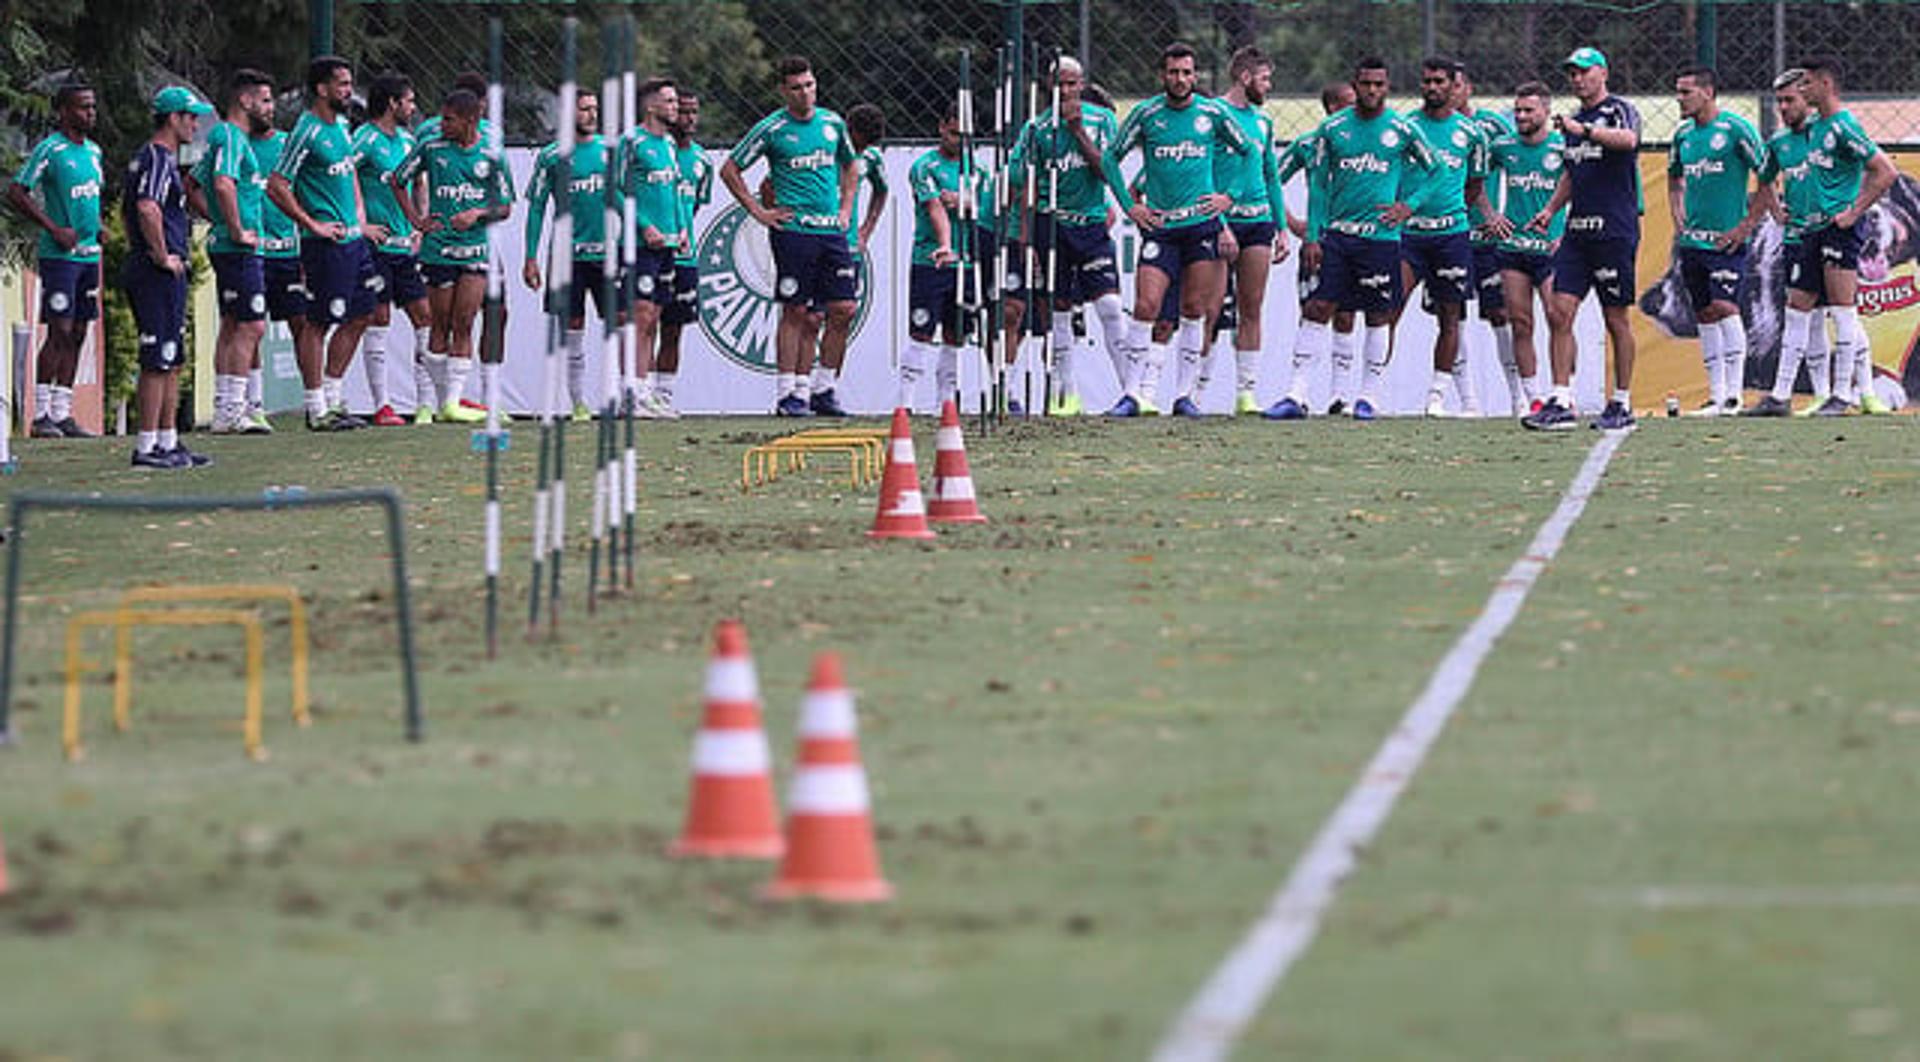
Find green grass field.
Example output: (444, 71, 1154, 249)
(1, 412, 1916, 1060)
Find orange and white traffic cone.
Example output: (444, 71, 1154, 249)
(927, 398, 988, 524)
(867, 407, 937, 541)
(669, 620, 784, 859)
(765, 652, 892, 902)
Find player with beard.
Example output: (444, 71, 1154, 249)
(1453, 69, 1517, 415)
(1277, 81, 1358, 414)
(524, 87, 617, 420)
(1486, 82, 1565, 416)
(9, 82, 103, 438)
(613, 77, 686, 418)
(354, 73, 435, 426)
(187, 69, 277, 434)
(656, 90, 713, 414)
(1749, 72, 1833, 416)
(1203, 46, 1290, 416)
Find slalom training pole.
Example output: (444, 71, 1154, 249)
(1041, 49, 1062, 416)
(588, 17, 617, 608)
(525, 19, 558, 639)
(620, 16, 640, 589)
(1020, 42, 1042, 418)
(956, 49, 978, 420)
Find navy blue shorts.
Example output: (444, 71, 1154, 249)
(1401, 231, 1473, 307)
(624, 247, 676, 307)
(662, 263, 699, 325)
(210, 252, 267, 323)
(1793, 224, 1862, 292)
(563, 258, 622, 322)
(1228, 219, 1279, 249)
(422, 262, 486, 289)
(1550, 236, 1637, 307)
(38, 258, 101, 322)
(1472, 243, 1505, 315)
(262, 256, 307, 321)
(123, 261, 188, 372)
(1028, 217, 1120, 303)
(1137, 217, 1222, 280)
(301, 237, 378, 326)
(1498, 250, 1554, 290)
(907, 264, 961, 340)
(1679, 246, 1746, 309)
(1312, 232, 1402, 314)
(1784, 241, 1830, 302)
(372, 248, 428, 307)
(770, 229, 857, 307)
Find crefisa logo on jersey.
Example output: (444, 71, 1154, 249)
(695, 205, 872, 374)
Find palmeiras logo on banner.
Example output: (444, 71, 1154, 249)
(695, 205, 873, 374)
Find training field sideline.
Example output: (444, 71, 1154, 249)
(0, 415, 1916, 1059)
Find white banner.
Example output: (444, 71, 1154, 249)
(338, 146, 1611, 417)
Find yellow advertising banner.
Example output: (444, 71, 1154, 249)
(1631, 152, 1920, 409)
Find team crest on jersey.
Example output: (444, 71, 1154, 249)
(1824, 131, 1837, 149)
(1543, 153, 1562, 171)
(1451, 129, 1469, 148)
(475, 159, 492, 178)
(823, 126, 838, 143)
(1710, 132, 1727, 151)
(694, 205, 873, 375)
(1194, 115, 1212, 134)
(1381, 129, 1400, 149)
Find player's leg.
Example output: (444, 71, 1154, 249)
(432, 269, 489, 424)
(1171, 229, 1227, 416)
(1229, 223, 1273, 414)
(297, 241, 347, 429)
(1500, 264, 1546, 416)
(216, 254, 268, 433)
(322, 243, 378, 424)
(1523, 238, 1588, 430)
(1816, 228, 1869, 414)
(38, 262, 98, 437)
(808, 238, 860, 416)
(1351, 237, 1402, 420)
(655, 262, 698, 416)
(1465, 244, 1509, 417)
(627, 256, 670, 417)
(1270, 236, 1344, 419)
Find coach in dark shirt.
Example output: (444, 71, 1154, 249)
(124, 86, 214, 468)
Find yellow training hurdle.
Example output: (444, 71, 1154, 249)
(741, 427, 889, 491)
(63, 608, 268, 762)
(118, 584, 311, 728)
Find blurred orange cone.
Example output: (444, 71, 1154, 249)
(867, 408, 937, 541)
(669, 620, 784, 858)
(927, 399, 988, 524)
(765, 652, 892, 902)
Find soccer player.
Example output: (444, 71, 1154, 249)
(1790, 57, 1897, 416)
(1748, 70, 1830, 417)
(1208, 46, 1291, 416)
(1277, 81, 1358, 414)
(899, 106, 968, 411)
(1101, 42, 1265, 417)
(524, 86, 617, 420)
(792, 101, 886, 415)
(1453, 70, 1518, 415)
(388, 89, 515, 424)
(1666, 67, 1771, 417)
(8, 82, 103, 438)
(187, 69, 275, 435)
(1487, 82, 1565, 416)
(720, 56, 857, 417)
(614, 76, 686, 419)
(417, 70, 506, 416)
(352, 73, 433, 426)
(1522, 47, 1641, 432)
(1268, 57, 1430, 421)
(1396, 56, 1498, 418)
(269, 56, 377, 431)
(1009, 56, 1125, 416)
(124, 88, 213, 468)
(658, 89, 714, 414)
(249, 98, 302, 432)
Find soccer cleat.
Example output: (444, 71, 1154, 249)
(1811, 395, 1854, 417)
(571, 403, 594, 423)
(1861, 389, 1893, 415)
(1234, 390, 1260, 416)
(809, 388, 849, 417)
(371, 404, 408, 427)
(1684, 400, 1722, 418)
(1529, 398, 1546, 415)
(1591, 400, 1636, 431)
(644, 392, 681, 420)
(54, 417, 96, 438)
(209, 411, 245, 435)
(439, 400, 485, 424)
(1007, 398, 1026, 416)
(306, 409, 360, 432)
(413, 406, 436, 425)
(1171, 396, 1203, 418)
(1458, 402, 1484, 418)
(1136, 397, 1161, 416)
(1351, 398, 1378, 422)
(1424, 392, 1452, 419)
(244, 406, 274, 434)
(774, 394, 812, 417)
(1326, 398, 1348, 417)
(169, 445, 213, 468)
(1105, 394, 1142, 418)
(1521, 397, 1576, 432)
(1743, 395, 1791, 417)
(1047, 393, 1084, 417)
(459, 397, 488, 412)
(130, 447, 178, 469)
(1262, 396, 1307, 421)
(30, 416, 64, 439)
(1721, 396, 1743, 415)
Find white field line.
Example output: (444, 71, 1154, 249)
(1153, 428, 1632, 1062)
(1592, 884, 1920, 910)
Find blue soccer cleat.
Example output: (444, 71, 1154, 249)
(1262, 396, 1307, 420)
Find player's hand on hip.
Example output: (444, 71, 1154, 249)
(1271, 232, 1291, 264)
(1126, 203, 1159, 231)
(521, 261, 542, 290)
(1300, 241, 1322, 274)
(51, 226, 79, 252)
(1377, 201, 1412, 226)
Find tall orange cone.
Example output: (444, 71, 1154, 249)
(765, 652, 892, 902)
(927, 398, 988, 524)
(669, 620, 784, 858)
(867, 407, 937, 541)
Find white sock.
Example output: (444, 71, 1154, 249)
(794, 373, 813, 401)
(1233, 347, 1259, 395)
(444, 356, 471, 405)
(1807, 310, 1832, 402)
(138, 429, 159, 453)
(653, 371, 676, 404)
(1611, 387, 1631, 408)
(810, 364, 837, 394)
(248, 368, 265, 407)
(1050, 312, 1077, 398)
(478, 361, 499, 407)
(1523, 370, 1544, 402)
(899, 339, 931, 409)
(158, 428, 178, 451)
(1360, 325, 1392, 404)
(1123, 317, 1152, 394)
(1429, 369, 1452, 408)
(1329, 327, 1358, 406)
(322, 375, 344, 412)
(51, 385, 73, 422)
(1286, 319, 1332, 403)
(35, 384, 52, 420)
(1138, 341, 1170, 404)
(304, 387, 327, 419)
(415, 358, 437, 410)
(1552, 383, 1573, 406)
(1771, 308, 1811, 402)
(1716, 316, 1747, 404)
(1173, 317, 1205, 401)
(1094, 292, 1130, 383)
(935, 345, 960, 401)
(1699, 319, 1725, 406)
(216, 374, 243, 420)
(362, 325, 390, 409)
(1451, 341, 1480, 413)
(1829, 306, 1863, 403)
(776, 372, 797, 401)
(565, 329, 587, 407)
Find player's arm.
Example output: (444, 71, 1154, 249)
(719, 157, 786, 229)
(1837, 149, 1898, 230)
(133, 154, 182, 275)
(858, 158, 887, 251)
(1467, 176, 1509, 241)
(1567, 100, 1639, 152)
(8, 149, 77, 251)
(1102, 113, 1154, 230)
(385, 145, 435, 234)
(1528, 171, 1572, 233)
(522, 150, 553, 288)
(467, 152, 515, 229)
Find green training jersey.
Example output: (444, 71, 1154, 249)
(414, 116, 496, 148)
(525, 135, 616, 263)
(1277, 134, 1316, 184)
(1803, 109, 1880, 233)
(352, 122, 418, 254)
(13, 132, 103, 263)
(1759, 126, 1817, 243)
(728, 107, 856, 236)
(1304, 107, 1434, 243)
(1010, 103, 1121, 224)
(1399, 109, 1489, 237)
(193, 120, 266, 257)
(674, 140, 713, 266)
(1668, 111, 1766, 250)
(1104, 94, 1253, 230)
(1210, 98, 1285, 224)
(250, 131, 300, 260)
(1488, 131, 1567, 256)
(389, 136, 514, 268)
(1467, 107, 1516, 244)
(617, 126, 685, 248)
(847, 144, 888, 250)
(907, 148, 963, 268)
(276, 110, 362, 241)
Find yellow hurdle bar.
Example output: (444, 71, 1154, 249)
(63, 608, 267, 763)
(118, 584, 311, 728)
(740, 426, 892, 491)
